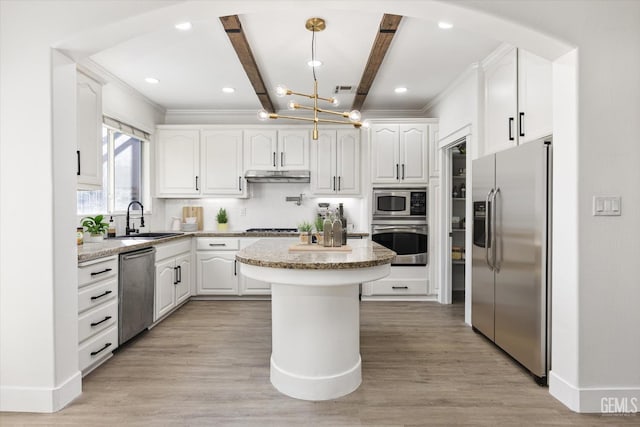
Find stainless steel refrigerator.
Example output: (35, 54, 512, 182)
(472, 138, 551, 383)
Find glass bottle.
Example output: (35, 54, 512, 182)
(331, 216, 342, 247)
(338, 203, 347, 245)
(323, 214, 333, 247)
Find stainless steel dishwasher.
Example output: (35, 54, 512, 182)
(119, 247, 155, 345)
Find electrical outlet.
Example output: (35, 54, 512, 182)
(593, 196, 621, 216)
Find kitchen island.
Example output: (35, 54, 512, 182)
(236, 239, 395, 401)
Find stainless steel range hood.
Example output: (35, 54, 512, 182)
(245, 170, 310, 183)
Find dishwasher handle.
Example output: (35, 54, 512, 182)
(121, 247, 155, 260)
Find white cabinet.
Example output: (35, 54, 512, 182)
(77, 256, 119, 374)
(484, 46, 552, 155)
(154, 239, 192, 321)
(244, 129, 309, 171)
(156, 129, 200, 196)
(76, 72, 103, 190)
(428, 127, 440, 178)
(310, 129, 360, 195)
(238, 238, 270, 295)
(370, 123, 429, 185)
(362, 266, 430, 298)
(196, 238, 239, 295)
(201, 130, 245, 196)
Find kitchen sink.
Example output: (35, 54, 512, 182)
(113, 232, 184, 240)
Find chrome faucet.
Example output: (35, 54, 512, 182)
(126, 201, 145, 235)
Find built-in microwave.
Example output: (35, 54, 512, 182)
(372, 188, 427, 218)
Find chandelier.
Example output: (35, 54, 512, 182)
(257, 17, 363, 140)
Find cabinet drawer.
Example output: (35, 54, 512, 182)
(78, 256, 118, 287)
(197, 238, 239, 251)
(78, 299, 118, 343)
(78, 278, 118, 313)
(367, 278, 428, 295)
(155, 238, 192, 261)
(79, 325, 118, 371)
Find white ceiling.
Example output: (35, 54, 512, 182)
(91, 9, 499, 113)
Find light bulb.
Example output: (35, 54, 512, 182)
(438, 21, 453, 29)
(348, 110, 362, 122)
(394, 87, 408, 94)
(275, 84, 289, 97)
(175, 22, 192, 31)
(257, 109, 269, 121)
(331, 98, 340, 107)
(307, 59, 322, 67)
(287, 100, 297, 111)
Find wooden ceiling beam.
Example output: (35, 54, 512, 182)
(351, 14, 403, 111)
(220, 15, 275, 113)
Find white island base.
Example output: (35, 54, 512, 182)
(241, 264, 390, 401)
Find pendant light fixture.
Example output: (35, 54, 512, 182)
(257, 17, 363, 140)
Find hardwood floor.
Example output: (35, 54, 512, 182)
(1, 301, 634, 425)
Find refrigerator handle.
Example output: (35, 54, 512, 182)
(491, 187, 501, 272)
(485, 189, 495, 270)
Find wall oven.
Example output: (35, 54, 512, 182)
(372, 187, 428, 266)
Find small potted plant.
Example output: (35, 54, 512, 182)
(216, 208, 229, 231)
(298, 221, 313, 244)
(81, 214, 108, 243)
(314, 216, 325, 245)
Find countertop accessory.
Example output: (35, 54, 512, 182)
(181, 223, 198, 232)
(183, 206, 203, 230)
(216, 208, 228, 232)
(288, 244, 352, 253)
(81, 214, 108, 242)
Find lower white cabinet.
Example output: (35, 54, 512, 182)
(154, 239, 192, 321)
(77, 255, 119, 374)
(196, 251, 238, 295)
(362, 265, 432, 299)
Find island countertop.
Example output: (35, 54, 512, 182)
(235, 239, 396, 270)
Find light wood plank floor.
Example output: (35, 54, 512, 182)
(1, 301, 635, 426)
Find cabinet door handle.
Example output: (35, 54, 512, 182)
(234, 260, 237, 276)
(173, 267, 178, 285)
(402, 164, 405, 180)
(333, 176, 336, 191)
(273, 152, 276, 167)
(392, 285, 409, 290)
(338, 176, 341, 191)
(396, 164, 400, 180)
(238, 176, 242, 191)
(90, 316, 112, 327)
(76, 150, 81, 176)
(195, 176, 199, 191)
(508, 117, 515, 141)
(178, 265, 182, 283)
(90, 268, 112, 277)
(280, 152, 284, 167)
(519, 112, 525, 137)
(90, 290, 112, 301)
(209, 243, 226, 247)
(90, 342, 112, 356)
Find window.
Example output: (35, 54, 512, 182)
(77, 124, 150, 215)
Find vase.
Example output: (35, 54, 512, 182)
(85, 233, 104, 243)
(299, 232, 311, 244)
(217, 223, 228, 232)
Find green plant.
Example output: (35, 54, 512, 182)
(216, 208, 228, 224)
(314, 216, 324, 232)
(298, 221, 312, 233)
(81, 215, 108, 235)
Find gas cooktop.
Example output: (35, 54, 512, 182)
(245, 228, 298, 233)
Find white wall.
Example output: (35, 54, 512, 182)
(102, 82, 165, 134)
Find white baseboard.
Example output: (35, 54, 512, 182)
(550, 370, 640, 414)
(0, 370, 82, 413)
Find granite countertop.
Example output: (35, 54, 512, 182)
(77, 231, 370, 262)
(235, 239, 396, 270)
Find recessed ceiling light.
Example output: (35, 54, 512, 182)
(394, 87, 408, 94)
(438, 21, 453, 29)
(222, 87, 235, 94)
(175, 22, 192, 31)
(145, 77, 159, 84)
(307, 59, 323, 67)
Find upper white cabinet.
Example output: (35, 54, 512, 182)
(76, 72, 103, 190)
(484, 46, 552, 155)
(244, 129, 309, 171)
(201, 130, 244, 195)
(428, 127, 440, 178)
(370, 123, 429, 185)
(156, 129, 200, 196)
(155, 127, 246, 198)
(310, 129, 360, 195)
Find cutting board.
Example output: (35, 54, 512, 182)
(288, 244, 352, 253)
(182, 206, 203, 231)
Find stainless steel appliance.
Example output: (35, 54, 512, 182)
(372, 187, 428, 265)
(472, 138, 551, 384)
(119, 247, 155, 345)
(372, 188, 427, 218)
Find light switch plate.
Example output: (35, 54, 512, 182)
(593, 196, 621, 216)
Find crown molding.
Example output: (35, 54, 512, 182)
(480, 42, 515, 69)
(77, 58, 166, 115)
